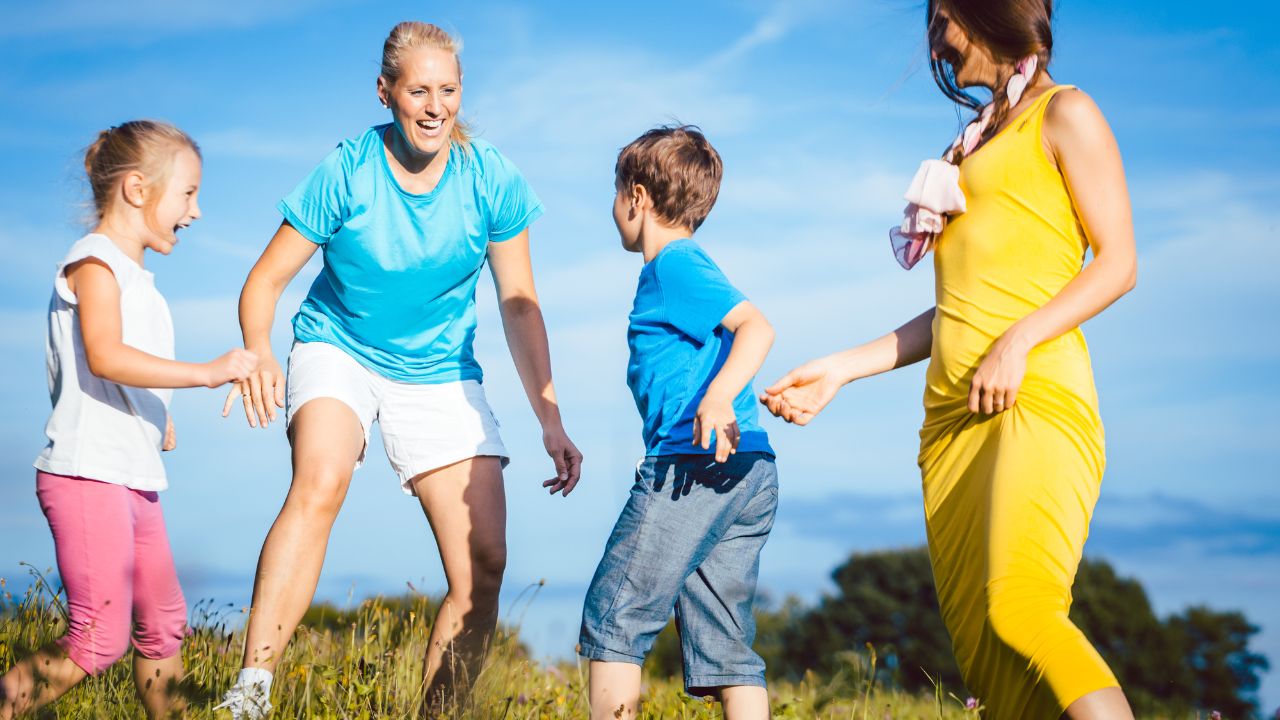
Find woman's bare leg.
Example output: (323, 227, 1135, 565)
(411, 456, 506, 713)
(240, 399, 364, 670)
(1063, 686, 1134, 720)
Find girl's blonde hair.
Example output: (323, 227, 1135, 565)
(84, 120, 200, 222)
(380, 21, 472, 147)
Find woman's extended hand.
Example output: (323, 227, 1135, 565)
(222, 352, 285, 429)
(760, 356, 844, 426)
(541, 423, 583, 497)
(968, 332, 1030, 415)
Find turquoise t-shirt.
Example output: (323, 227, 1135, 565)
(627, 239, 773, 457)
(279, 125, 543, 383)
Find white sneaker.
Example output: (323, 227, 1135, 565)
(214, 679, 273, 719)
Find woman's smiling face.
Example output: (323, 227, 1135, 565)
(378, 46, 462, 160)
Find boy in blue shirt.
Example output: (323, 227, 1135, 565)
(579, 126, 777, 720)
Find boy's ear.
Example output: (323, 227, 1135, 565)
(630, 183, 651, 209)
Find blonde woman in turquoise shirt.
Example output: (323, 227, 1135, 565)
(216, 22, 582, 719)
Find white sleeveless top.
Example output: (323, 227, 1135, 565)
(34, 234, 175, 491)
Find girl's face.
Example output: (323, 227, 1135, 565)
(378, 46, 462, 160)
(144, 147, 202, 254)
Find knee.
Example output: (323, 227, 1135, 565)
(64, 626, 132, 675)
(985, 582, 1068, 656)
(134, 603, 188, 661)
(288, 467, 350, 519)
(451, 541, 506, 606)
(471, 541, 507, 597)
(63, 594, 134, 675)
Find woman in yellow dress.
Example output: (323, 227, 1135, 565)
(761, 1, 1137, 717)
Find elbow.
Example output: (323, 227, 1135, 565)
(747, 313, 776, 351)
(1120, 258, 1138, 295)
(84, 347, 115, 381)
(241, 269, 282, 306)
(500, 294, 542, 321)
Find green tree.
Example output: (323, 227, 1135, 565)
(777, 547, 960, 694)
(1167, 606, 1270, 718)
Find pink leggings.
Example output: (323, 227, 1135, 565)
(35, 471, 187, 675)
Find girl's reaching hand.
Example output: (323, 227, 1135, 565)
(222, 352, 285, 429)
(204, 348, 258, 388)
(163, 416, 176, 451)
(759, 356, 844, 426)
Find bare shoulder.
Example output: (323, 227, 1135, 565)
(1045, 88, 1113, 135)
(64, 256, 115, 295)
(1043, 87, 1118, 159)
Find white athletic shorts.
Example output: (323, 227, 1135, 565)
(285, 341, 509, 495)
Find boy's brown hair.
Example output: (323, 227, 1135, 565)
(615, 125, 722, 232)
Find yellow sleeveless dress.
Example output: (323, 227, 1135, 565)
(919, 85, 1120, 718)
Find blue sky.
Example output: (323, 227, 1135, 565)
(2, 0, 1278, 711)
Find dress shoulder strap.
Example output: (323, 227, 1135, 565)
(1023, 84, 1078, 139)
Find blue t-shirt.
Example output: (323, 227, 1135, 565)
(279, 125, 543, 383)
(627, 239, 773, 457)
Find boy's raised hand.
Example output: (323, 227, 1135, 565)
(693, 393, 740, 463)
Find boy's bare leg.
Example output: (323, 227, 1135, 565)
(589, 661, 642, 720)
(720, 685, 770, 720)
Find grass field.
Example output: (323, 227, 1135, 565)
(0, 569, 1226, 719)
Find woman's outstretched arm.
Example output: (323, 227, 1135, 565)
(761, 307, 935, 425)
(223, 221, 318, 428)
(487, 230, 583, 496)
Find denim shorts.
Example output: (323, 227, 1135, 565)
(579, 452, 779, 691)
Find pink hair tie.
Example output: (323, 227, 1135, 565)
(889, 55, 1038, 270)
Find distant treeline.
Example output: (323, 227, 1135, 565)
(646, 548, 1270, 719)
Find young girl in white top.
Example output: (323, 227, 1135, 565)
(0, 121, 256, 719)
